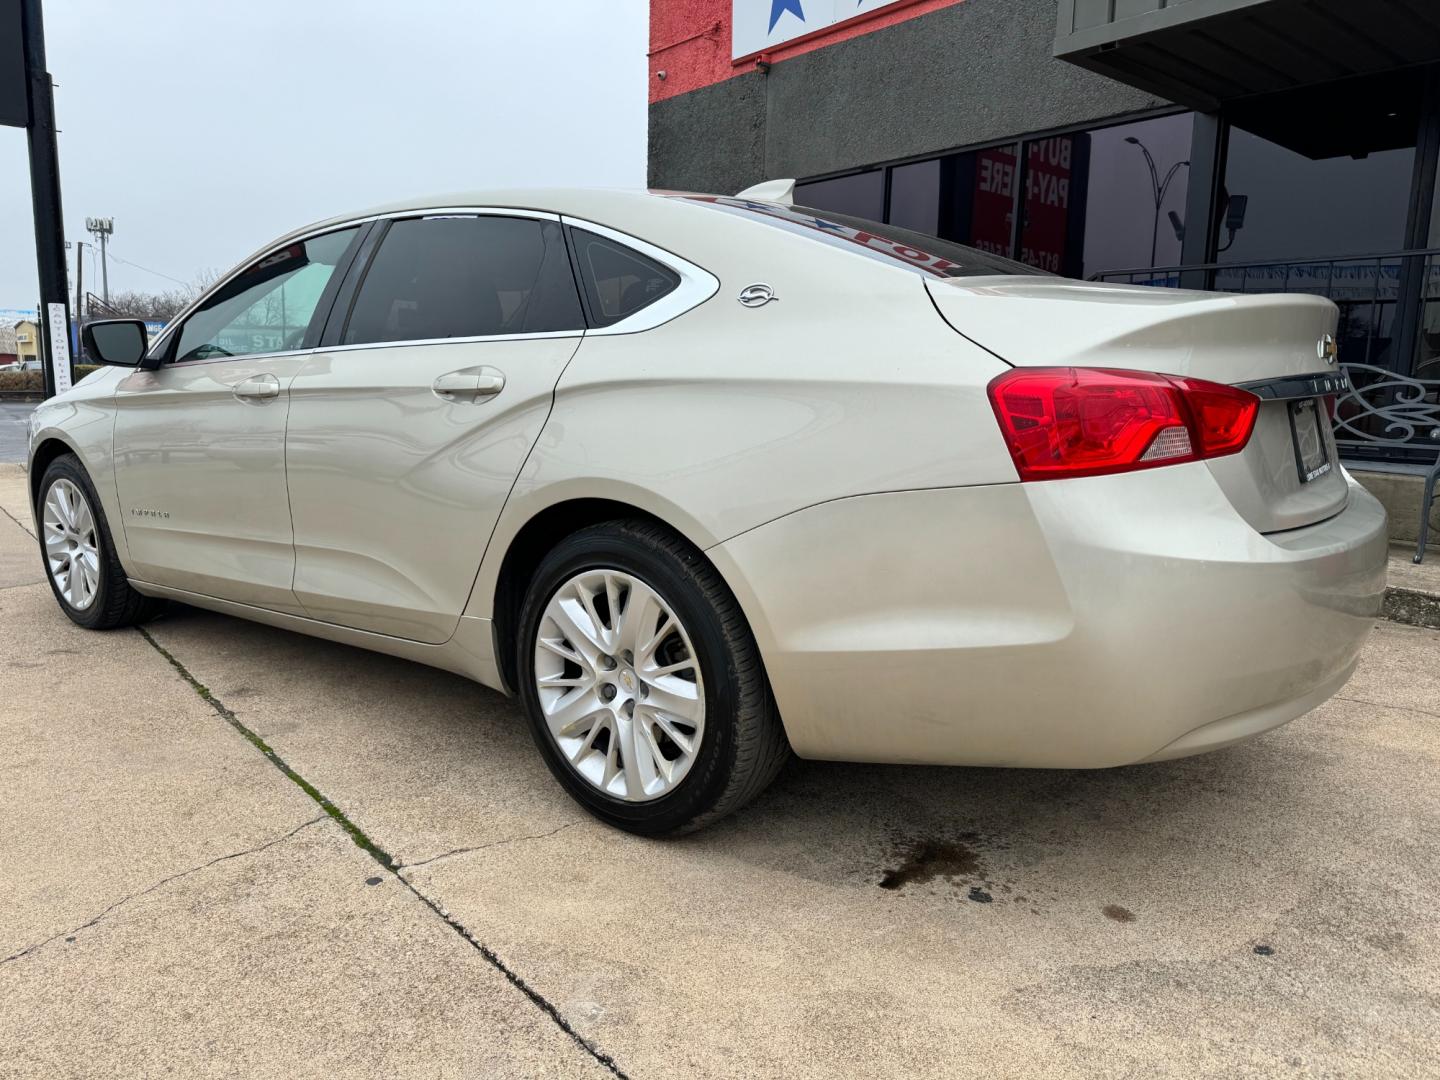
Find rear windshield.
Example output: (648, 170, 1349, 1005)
(675, 195, 1041, 279)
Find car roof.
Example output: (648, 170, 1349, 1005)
(274, 188, 684, 248)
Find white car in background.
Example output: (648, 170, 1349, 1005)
(28, 184, 1387, 834)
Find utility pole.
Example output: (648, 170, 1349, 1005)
(86, 217, 114, 304)
(7, 0, 74, 398)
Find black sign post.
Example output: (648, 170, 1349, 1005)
(5, 0, 72, 400)
(0, 0, 26, 127)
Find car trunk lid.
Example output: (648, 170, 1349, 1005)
(927, 276, 1350, 533)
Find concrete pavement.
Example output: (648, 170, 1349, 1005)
(2, 461, 1438, 1078)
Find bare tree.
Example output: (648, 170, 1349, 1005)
(83, 268, 225, 324)
(93, 289, 194, 321)
(191, 267, 223, 293)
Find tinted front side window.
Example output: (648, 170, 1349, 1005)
(569, 230, 680, 328)
(343, 216, 582, 345)
(174, 227, 359, 362)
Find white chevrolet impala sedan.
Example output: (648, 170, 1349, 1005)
(30, 185, 1388, 834)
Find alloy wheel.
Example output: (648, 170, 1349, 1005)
(42, 478, 101, 611)
(533, 568, 705, 801)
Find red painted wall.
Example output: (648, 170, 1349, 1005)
(649, 0, 969, 103)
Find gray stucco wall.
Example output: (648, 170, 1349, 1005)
(649, 0, 1171, 191)
(649, 72, 769, 194)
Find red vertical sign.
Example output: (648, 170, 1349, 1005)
(1021, 137, 1075, 273)
(969, 145, 1016, 257)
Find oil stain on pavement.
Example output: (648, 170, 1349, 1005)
(878, 834, 984, 891)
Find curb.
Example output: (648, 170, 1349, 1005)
(1383, 585, 1440, 631)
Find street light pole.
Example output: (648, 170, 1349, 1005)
(1125, 136, 1189, 269)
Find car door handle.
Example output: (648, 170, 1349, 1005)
(233, 373, 281, 402)
(432, 367, 505, 402)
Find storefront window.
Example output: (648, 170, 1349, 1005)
(887, 159, 940, 235)
(1217, 129, 1414, 265)
(1018, 113, 1192, 279)
(935, 143, 1019, 258)
(793, 170, 885, 220)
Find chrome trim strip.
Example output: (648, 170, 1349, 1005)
(562, 216, 720, 335)
(150, 204, 716, 360)
(319, 330, 583, 356)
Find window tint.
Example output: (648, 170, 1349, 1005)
(568, 230, 680, 328)
(793, 170, 885, 221)
(1017, 114, 1192, 278)
(174, 227, 359, 362)
(887, 160, 940, 236)
(934, 144, 1021, 261)
(342, 216, 582, 345)
(1218, 125, 1413, 266)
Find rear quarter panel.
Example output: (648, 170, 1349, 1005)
(465, 205, 1017, 620)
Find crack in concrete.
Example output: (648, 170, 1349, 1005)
(1333, 692, 1440, 722)
(138, 627, 398, 866)
(0, 579, 44, 591)
(398, 822, 582, 871)
(2, 816, 326, 965)
(0, 503, 36, 540)
(135, 626, 630, 1079)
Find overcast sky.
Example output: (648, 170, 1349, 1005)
(1, 0, 647, 307)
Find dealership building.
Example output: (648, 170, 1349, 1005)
(649, 0, 1440, 486)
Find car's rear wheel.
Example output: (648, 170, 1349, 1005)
(516, 520, 789, 835)
(37, 454, 162, 630)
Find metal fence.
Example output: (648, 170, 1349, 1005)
(1095, 249, 1440, 463)
(1095, 248, 1440, 380)
(1091, 254, 1440, 555)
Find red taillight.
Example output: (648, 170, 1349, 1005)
(987, 367, 1259, 481)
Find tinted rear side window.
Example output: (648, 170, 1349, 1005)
(342, 215, 583, 345)
(568, 229, 680, 328)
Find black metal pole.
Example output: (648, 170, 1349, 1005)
(21, 0, 71, 400)
(74, 238, 84, 361)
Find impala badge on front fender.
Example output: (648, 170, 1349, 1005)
(738, 283, 778, 307)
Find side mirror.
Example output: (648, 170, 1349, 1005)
(82, 319, 149, 367)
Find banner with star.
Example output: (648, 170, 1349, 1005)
(732, 0, 910, 60)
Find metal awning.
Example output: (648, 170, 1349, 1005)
(1055, 0, 1440, 111)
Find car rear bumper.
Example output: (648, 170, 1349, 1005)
(709, 464, 1388, 768)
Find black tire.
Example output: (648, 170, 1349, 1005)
(35, 454, 163, 630)
(516, 520, 789, 836)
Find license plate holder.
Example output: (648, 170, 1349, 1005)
(1289, 398, 1332, 484)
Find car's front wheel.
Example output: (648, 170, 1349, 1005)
(516, 520, 788, 835)
(37, 454, 162, 630)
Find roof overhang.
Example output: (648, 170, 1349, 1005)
(1055, 0, 1440, 111)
